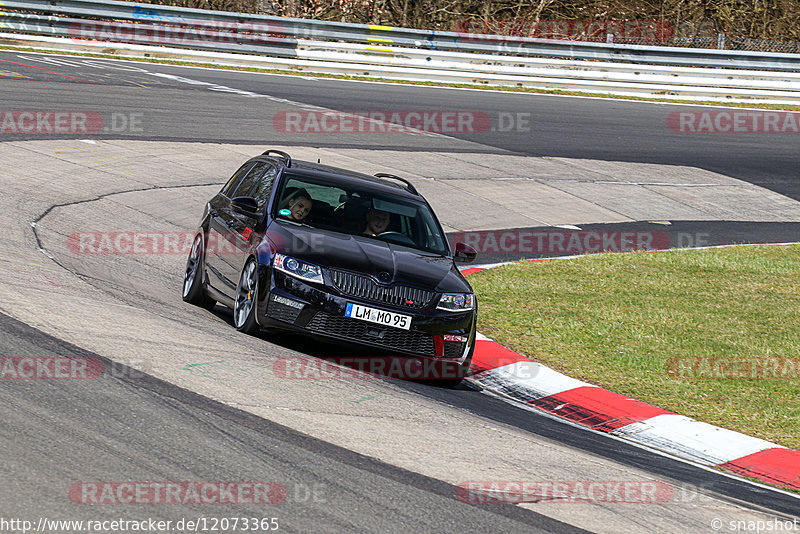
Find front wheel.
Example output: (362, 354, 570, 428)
(182, 233, 216, 310)
(234, 258, 260, 335)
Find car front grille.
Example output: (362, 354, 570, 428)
(330, 270, 435, 309)
(306, 312, 435, 356)
(443, 340, 467, 359)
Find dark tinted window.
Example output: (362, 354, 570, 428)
(273, 173, 448, 255)
(250, 165, 278, 209)
(230, 161, 268, 198)
(220, 162, 253, 197)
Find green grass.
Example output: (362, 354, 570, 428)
(469, 245, 800, 450)
(2, 42, 800, 111)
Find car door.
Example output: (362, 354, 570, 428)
(227, 162, 279, 274)
(206, 161, 254, 294)
(208, 161, 274, 298)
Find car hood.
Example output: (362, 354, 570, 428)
(266, 222, 470, 293)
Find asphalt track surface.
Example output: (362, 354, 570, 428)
(0, 311, 580, 533)
(1, 49, 799, 531)
(1, 50, 798, 202)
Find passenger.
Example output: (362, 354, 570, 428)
(363, 208, 390, 236)
(279, 189, 313, 221)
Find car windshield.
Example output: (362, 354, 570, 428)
(272, 173, 449, 255)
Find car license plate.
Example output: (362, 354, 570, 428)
(345, 303, 411, 330)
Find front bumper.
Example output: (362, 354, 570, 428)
(260, 270, 476, 359)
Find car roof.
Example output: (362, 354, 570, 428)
(258, 156, 422, 201)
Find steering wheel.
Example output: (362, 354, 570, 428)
(377, 231, 416, 246)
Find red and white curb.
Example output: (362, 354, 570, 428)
(462, 245, 800, 492)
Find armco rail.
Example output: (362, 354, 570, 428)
(2, 0, 800, 102)
(4, 0, 800, 70)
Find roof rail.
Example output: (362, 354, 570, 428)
(374, 173, 418, 195)
(262, 149, 292, 167)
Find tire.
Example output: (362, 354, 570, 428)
(182, 233, 216, 310)
(234, 258, 260, 335)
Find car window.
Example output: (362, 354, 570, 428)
(250, 164, 278, 209)
(273, 173, 448, 255)
(220, 162, 253, 197)
(275, 178, 344, 227)
(230, 161, 268, 199)
(421, 210, 446, 251)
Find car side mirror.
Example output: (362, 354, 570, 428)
(453, 242, 478, 263)
(231, 196, 259, 215)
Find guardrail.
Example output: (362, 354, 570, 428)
(2, 0, 800, 103)
(4, 0, 800, 70)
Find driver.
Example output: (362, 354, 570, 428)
(287, 194, 312, 221)
(363, 208, 390, 236)
(278, 189, 313, 222)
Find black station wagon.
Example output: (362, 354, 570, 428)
(182, 150, 478, 384)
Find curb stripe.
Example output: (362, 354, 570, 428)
(463, 242, 800, 492)
(472, 358, 596, 401)
(471, 339, 528, 372)
(531, 386, 673, 431)
(718, 448, 800, 490)
(612, 414, 778, 465)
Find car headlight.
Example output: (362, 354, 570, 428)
(273, 253, 324, 284)
(437, 293, 474, 312)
